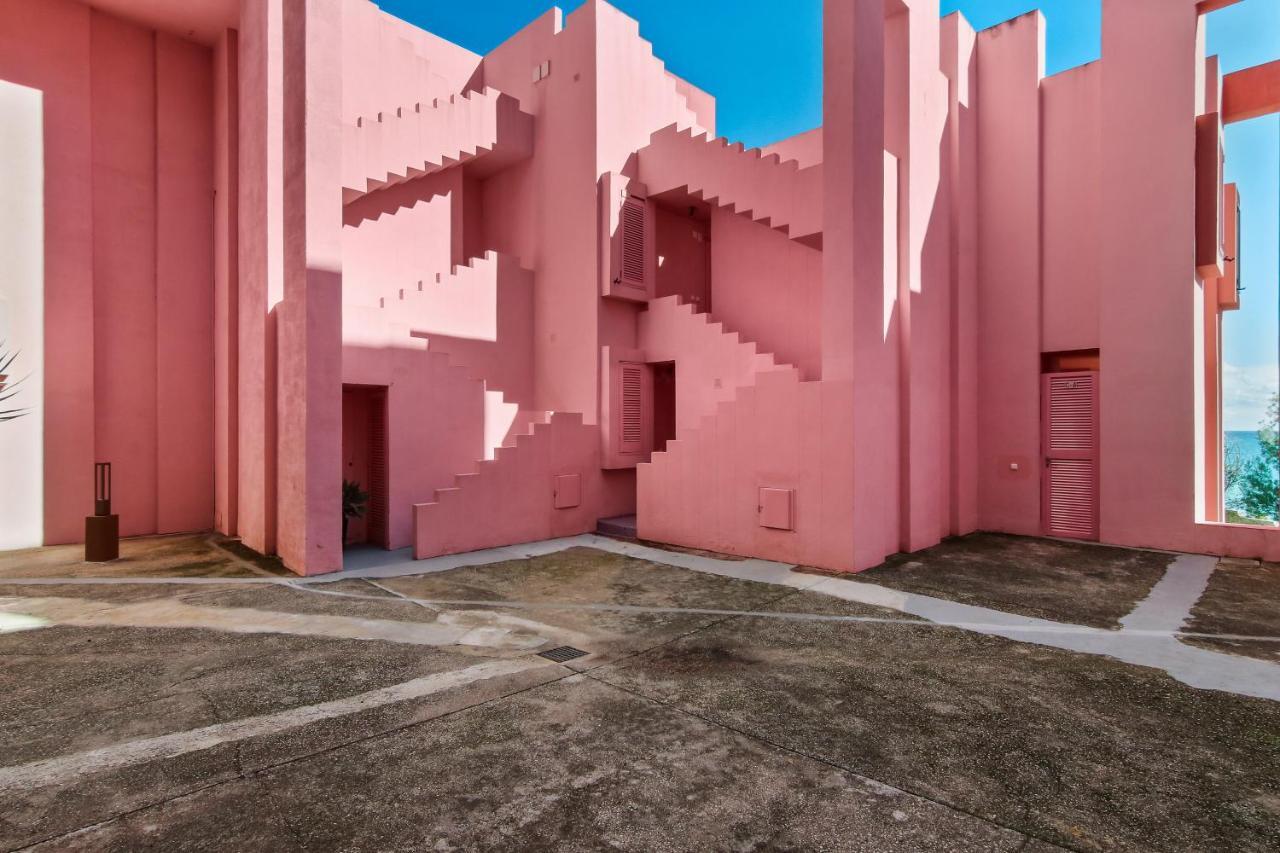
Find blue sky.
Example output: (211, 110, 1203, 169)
(382, 0, 1278, 429)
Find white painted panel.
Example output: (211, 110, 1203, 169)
(0, 80, 45, 549)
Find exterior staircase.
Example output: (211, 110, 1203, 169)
(342, 87, 534, 203)
(639, 295, 800, 433)
(637, 124, 823, 247)
(413, 411, 604, 558)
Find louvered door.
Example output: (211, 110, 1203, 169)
(1041, 371, 1099, 541)
(603, 352, 653, 468)
(366, 390, 389, 548)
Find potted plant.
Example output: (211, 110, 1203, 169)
(0, 343, 28, 423)
(342, 479, 369, 546)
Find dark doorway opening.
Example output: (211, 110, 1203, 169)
(342, 385, 389, 549)
(653, 361, 677, 453)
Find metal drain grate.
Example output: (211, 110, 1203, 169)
(538, 646, 590, 663)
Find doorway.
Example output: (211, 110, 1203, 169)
(652, 362, 677, 453)
(342, 385, 389, 548)
(1041, 370, 1100, 541)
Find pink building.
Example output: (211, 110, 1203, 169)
(0, 0, 1277, 574)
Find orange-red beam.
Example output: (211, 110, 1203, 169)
(1198, 0, 1245, 14)
(1223, 59, 1280, 124)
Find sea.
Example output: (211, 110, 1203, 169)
(1226, 430, 1267, 510)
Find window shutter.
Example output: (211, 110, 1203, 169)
(618, 362, 645, 454)
(620, 197, 647, 290)
(600, 174, 653, 302)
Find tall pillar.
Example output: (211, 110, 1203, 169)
(214, 29, 240, 536)
(822, 0, 891, 570)
(236, 0, 282, 556)
(275, 0, 343, 574)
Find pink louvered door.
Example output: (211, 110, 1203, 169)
(1041, 371, 1100, 541)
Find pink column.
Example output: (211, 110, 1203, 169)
(214, 29, 240, 536)
(974, 13, 1044, 536)
(821, 0, 889, 570)
(237, 0, 281, 555)
(275, 0, 343, 575)
(942, 13, 980, 537)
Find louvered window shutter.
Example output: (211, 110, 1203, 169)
(618, 362, 645, 455)
(619, 197, 647, 291)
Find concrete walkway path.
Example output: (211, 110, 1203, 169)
(4, 534, 1276, 701)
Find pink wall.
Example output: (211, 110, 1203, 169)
(974, 12, 1044, 537)
(156, 33, 215, 534)
(90, 12, 159, 538)
(213, 30, 239, 536)
(1041, 63, 1102, 353)
(1, 2, 215, 542)
(1096, 0, 1212, 553)
(941, 13, 980, 537)
(762, 128, 823, 169)
(654, 206, 709, 307)
(343, 340, 486, 550)
(709, 209, 823, 381)
(0, 0, 97, 546)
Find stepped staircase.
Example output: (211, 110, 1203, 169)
(413, 411, 602, 558)
(342, 87, 534, 204)
(363, 250, 541, 459)
(637, 124, 823, 247)
(639, 295, 800, 433)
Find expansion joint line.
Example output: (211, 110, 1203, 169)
(576, 597, 1079, 853)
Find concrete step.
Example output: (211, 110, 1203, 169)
(596, 515, 638, 539)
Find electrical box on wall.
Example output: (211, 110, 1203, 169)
(553, 473, 581, 509)
(758, 488, 795, 531)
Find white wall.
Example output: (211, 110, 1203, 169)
(0, 80, 45, 550)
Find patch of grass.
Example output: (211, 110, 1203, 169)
(1227, 510, 1276, 528)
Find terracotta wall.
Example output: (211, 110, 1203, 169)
(709, 209, 823, 380)
(0, 0, 214, 543)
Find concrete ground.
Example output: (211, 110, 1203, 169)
(0, 535, 1277, 851)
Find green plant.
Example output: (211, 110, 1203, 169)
(1233, 393, 1279, 523)
(342, 479, 370, 544)
(0, 343, 29, 423)
(343, 479, 370, 519)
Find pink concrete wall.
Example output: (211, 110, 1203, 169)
(653, 207, 709, 307)
(414, 412, 627, 558)
(708, 209, 823, 381)
(1041, 63, 1102, 353)
(274, 0, 344, 575)
(340, 0, 481, 128)
(213, 29, 239, 536)
(236, 0, 279, 556)
(0, 0, 97, 546)
(941, 13, 980, 538)
(343, 340, 486, 550)
(90, 12, 159, 538)
(761, 128, 823, 169)
(1, 3, 215, 542)
(156, 33, 215, 534)
(974, 12, 1044, 537)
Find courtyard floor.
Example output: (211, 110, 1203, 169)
(0, 533, 1277, 851)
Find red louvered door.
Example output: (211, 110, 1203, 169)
(1041, 371, 1099, 541)
(366, 389, 389, 548)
